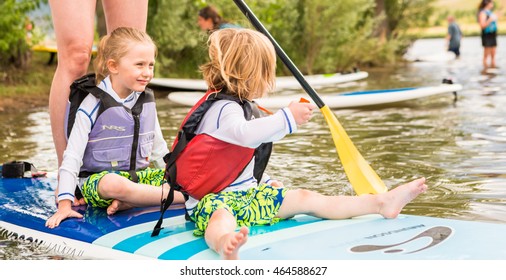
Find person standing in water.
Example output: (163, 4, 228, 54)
(446, 15, 462, 59)
(478, 0, 498, 68)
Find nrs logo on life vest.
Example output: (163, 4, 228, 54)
(102, 125, 126, 132)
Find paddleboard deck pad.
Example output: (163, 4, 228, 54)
(168, 84, 463, 109)
(150, 71, 368, 91)
(1, 173, 505, 260)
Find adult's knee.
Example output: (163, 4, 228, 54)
(57, 43, 92, 78)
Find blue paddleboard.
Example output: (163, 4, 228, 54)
(1, 174, 505, 260)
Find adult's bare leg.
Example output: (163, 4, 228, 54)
(490, 46, 497, 68)
(48, 0, 96, 168)
(483, 47, 492, 68)
(102, 0, 149, 32)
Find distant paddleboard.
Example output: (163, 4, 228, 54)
(32, 45, 97, 55)
(482, 86, 501, 95)
(32, 44, 97, 65)
(168, 83, 463, 109)
(150, 71, 369, 91)
(32, 44, 57, 53)
(485, 68, 501, 75)
(472, 133, 506, 142)
(405, 51, 456, 63)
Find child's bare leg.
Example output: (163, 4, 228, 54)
(277, 178, 427, 220)
(205, 209, 249, 260)
(97, 174, 185, 215)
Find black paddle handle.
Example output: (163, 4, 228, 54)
(233, 0, 325, 108)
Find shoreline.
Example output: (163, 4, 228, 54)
(0, 95, 49, 113)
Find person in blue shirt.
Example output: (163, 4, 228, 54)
(197, 5, 241, 33)
(478, 0, 498, 68)
(446, 16, 462, 59)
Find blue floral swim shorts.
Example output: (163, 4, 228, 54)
(190, 184, 288, 236)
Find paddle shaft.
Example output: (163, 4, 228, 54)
(233, 0, 325, 109)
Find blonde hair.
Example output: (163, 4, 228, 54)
(200, 28, 276, 100)
(93, 27, 157, 84)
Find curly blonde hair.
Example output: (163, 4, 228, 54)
(200, 28, 276, 100)
(93, 27, 157, 84)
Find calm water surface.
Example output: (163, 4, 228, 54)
(1, 36, 505, 259)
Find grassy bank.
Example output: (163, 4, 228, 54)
(414, 0, 506, 38)
(0, 52, 54, 112)
(410, 22, 506, 38)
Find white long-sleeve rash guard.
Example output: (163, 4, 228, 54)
(185, 99, 297, 211)
(57, 76, 169, 203)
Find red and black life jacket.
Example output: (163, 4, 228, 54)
(167, 89, 272, 200)
(152, 89, 272, 236)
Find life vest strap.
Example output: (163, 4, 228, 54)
(151, 130, 190, 237)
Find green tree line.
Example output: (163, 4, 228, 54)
(1, 0, 434, 79)
(0, 0, 45, 69)
(148, 0, 435, 77)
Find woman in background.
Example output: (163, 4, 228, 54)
(478, 0, 498, 69)
(197, 5, 241, 32)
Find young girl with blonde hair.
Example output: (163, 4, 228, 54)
(169, 28, 428, 260)
(46, 27, 185, 228)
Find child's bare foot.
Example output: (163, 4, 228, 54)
(218, 227, 249, 260)
(107, 199, 134, 215)
(379, 177, 427, 219)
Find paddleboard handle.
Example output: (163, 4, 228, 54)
(442, 78, 458, 102)
(1, 161, 46, 178)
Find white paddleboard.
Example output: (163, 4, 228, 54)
(150, 71, 368, 91)
(168, 84, 463, 109)
(404, 51, 457, 63)
(472, 133, 506, 142)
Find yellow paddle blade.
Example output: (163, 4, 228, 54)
(320, 105, 388, 195)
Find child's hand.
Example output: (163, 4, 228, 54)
(45, 200, 83, 229)
(288, 101, 316, 125)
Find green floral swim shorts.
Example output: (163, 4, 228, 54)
(81, 168, 165, 208)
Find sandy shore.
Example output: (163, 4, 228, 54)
(0, 95, 49, 113)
